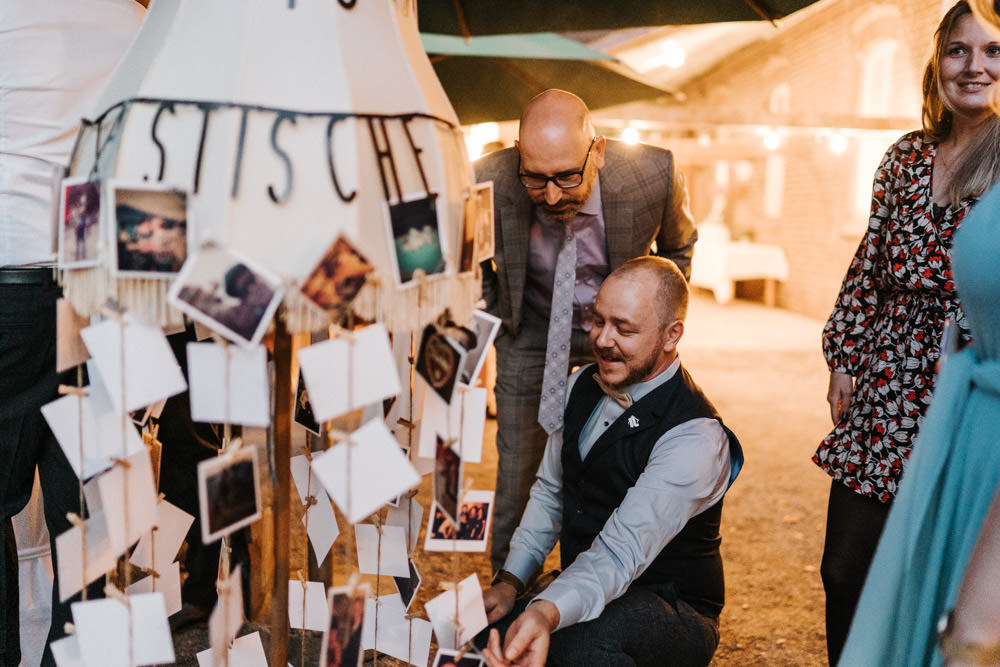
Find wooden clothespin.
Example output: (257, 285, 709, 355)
(66, 513, 86, 529)
(103, 584, 130, 606)
(299, 445, 313, 460)
(109, 456, 132, 470)
(396, 418, 416, 431)
(371, 514, 383, 535)
(304, 495, 318, 508)
(58, 384, 88, 397)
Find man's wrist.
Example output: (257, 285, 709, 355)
(528, 599, 561, 632)
(492, 570, 526, 597)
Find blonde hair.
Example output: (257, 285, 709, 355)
(922, 0, 1000, 202)
(611, 256, 689, 327)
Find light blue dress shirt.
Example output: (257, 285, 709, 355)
(504, 356, 732, 630)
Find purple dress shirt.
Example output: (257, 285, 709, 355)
(523, 177, 608, 330)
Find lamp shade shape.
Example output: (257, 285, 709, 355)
(67, 0, 476, 333)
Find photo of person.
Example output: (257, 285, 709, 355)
(393, 558, 422, 612)
(433, 649, 485, 667)
(300, 234, 374, 315)
(416, 322, 467, 405)
(322, 585, 369, 667)
(458, 310, 501, 386)
(168, 241, 284, 347)
(424, 491, 494, 553)
(111, 184, 188, 277)
(434, 436, 461, 523)
(197, 446, 262, 544)
(472, 181, 494, 264)
(386, 194, 445, 285)
(458, 193, 477, 273)
(58, 178, 102, 268)
(294, 370, 320, 435)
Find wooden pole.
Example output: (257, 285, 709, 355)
(270, 312, 292, 667)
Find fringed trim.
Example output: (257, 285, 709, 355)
(64, 268, 481, 337)
(62, 269, 185, 329)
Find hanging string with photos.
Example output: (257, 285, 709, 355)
(61, 96, 479, 335)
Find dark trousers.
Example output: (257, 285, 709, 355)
(0, 281, 103, 667)
(477, 586, 720, 667)
(820, 481, 891, 666)
(490, 307, 593, 571)
(158, 328, 249, 611)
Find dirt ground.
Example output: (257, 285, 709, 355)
(171, 294, 835, 666)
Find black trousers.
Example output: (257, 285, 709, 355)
(0, 281, 104, 667)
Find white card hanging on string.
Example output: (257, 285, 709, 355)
(397, 426, 435, 476)
(417, 386, 487, 463)
(187, 341, 270, 426)
(287, 580, 328, 632)
(80, 312, 187, 414)
(40, 387, 144, 480)
(55, 511, 116, 601)
(386, 494, 424, 553)
(130, 498, 194, 569)
(297, 323, 400, 423)
(209, 564, 244, 663)
(360, 593, 432, 666)
(49, 634, 84, 667)
(354, 524, 409, 578)
(289, 455, 339, 565)
(195, 631, 268, 667)
(94, 447, 159, 555)
(71, 592, 175, 667)
(310, 418, 420, 523)
(56, 298, 91, 372)
(126, 560, 183, 617)
(423, 573, 488, 651)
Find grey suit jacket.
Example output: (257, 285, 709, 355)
(476, 139, 697, 335)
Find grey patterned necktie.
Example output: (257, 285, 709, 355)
(538, 229, 576, 434)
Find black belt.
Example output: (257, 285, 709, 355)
(0, 267, 56, 285)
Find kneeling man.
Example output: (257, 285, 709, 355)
(479, 256, 743, 667)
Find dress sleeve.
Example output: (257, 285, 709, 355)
(821, 139, 901, 375)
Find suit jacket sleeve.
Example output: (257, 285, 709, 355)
(655, 164, 697, 280)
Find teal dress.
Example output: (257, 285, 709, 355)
(839, 182, 1000, 666)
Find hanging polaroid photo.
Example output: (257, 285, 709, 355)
(58, 177, 103, 269)
(294, 370, 321, 435)
(458, 194, 477, 274)
(459, 310, 501, 386)
(472, 181, 495, 264)
(416, 323, 468, 405)
(385, 193, 446, 286)
(321, 584, 369, 667)
(393, 558, 422, 612)
(109, 182, 189, 278)
(433, 436, 462, 524)
(197, 446, 262, 544)
(167, 241, 284, 347)
(433, 648, 485, 667)
(424, 491, 494, 553)
(300, 234, 374, 315)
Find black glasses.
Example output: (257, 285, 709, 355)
(518, 138, 596, 190)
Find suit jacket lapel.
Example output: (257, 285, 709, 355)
(499, 195, 533, 332)
(599, 153, 636, 269)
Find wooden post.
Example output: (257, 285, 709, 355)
(270, 313, 292, 667)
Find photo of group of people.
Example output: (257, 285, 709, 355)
(112, 185, 189, 276)
(322, 585, 368, 667)
(424, 491, 494, 552)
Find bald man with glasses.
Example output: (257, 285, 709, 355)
(476, 89, 697, 574)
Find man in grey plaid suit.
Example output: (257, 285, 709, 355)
(476, 89, 697, 572)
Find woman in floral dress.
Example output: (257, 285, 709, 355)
(813, 3, 1000, 663)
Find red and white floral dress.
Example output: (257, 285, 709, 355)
(813, 131, 974, 503)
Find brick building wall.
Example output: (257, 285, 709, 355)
(594, 0, 948, 320)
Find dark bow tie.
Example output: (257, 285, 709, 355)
(593, 373, 633, 409)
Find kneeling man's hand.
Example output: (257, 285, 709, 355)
(483, 581, 518, 624)
(481, 600, 559, 667)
